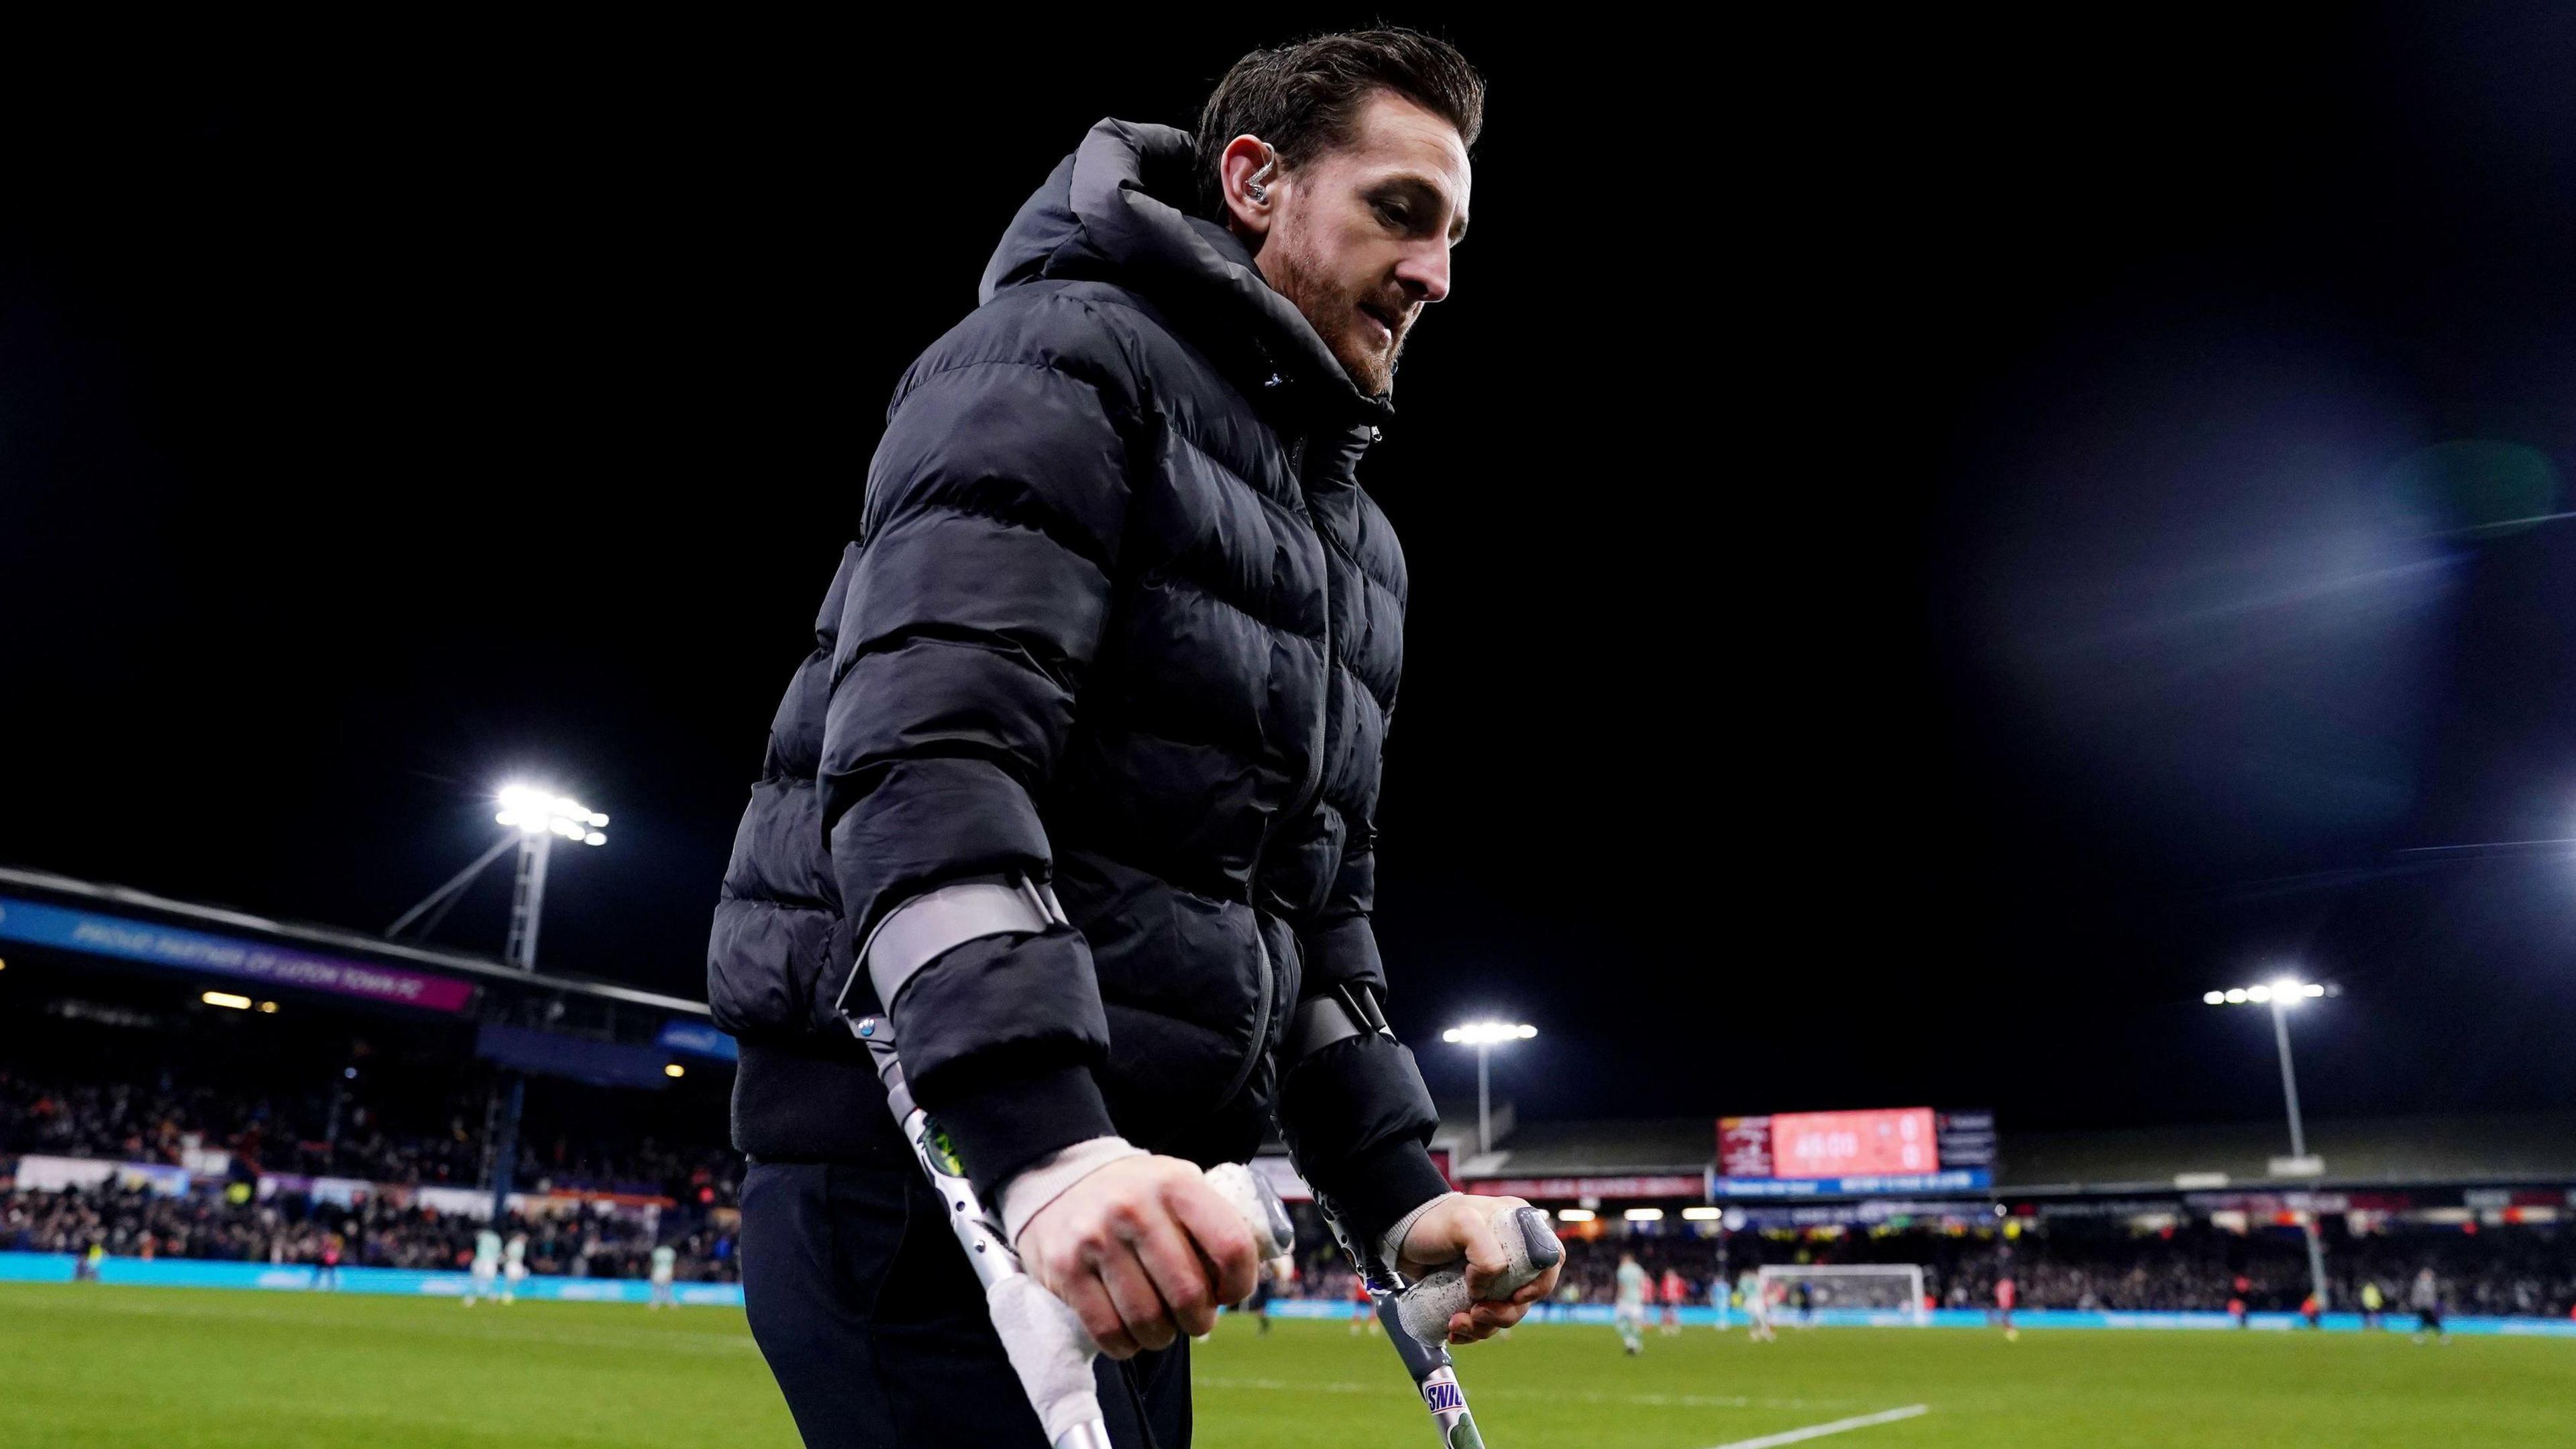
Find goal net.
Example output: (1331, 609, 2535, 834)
(1754, 1265, 1930, 1326)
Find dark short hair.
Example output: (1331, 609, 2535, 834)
(1194, 28, 1485, 218)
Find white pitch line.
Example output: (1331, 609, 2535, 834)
(1711, 1403, 1929, 1449)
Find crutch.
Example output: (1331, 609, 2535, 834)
(1313, 1193, 1562, 1448)
(855, 1010, 1555, 1447)
(851, 1014, 1293, 1449)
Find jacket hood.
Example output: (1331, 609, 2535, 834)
(979, 119, 1393, 427)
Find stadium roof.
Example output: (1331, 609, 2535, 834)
(0, 863, 710, 1018)
(1998, 1112, 2576, 1195)
(1447, 1116, 1717, 1178)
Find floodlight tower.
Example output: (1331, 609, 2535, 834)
(386, 784, 610, 962)
(492, 786, 610, 970)
(1441, 1020, 1538, 1158)
(477, 786, 610, 1225)
(2203, 975, 2334, 1313)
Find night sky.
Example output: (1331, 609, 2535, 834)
(6, 12, 2573, 1137)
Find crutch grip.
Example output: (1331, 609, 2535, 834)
(1200, 1162, 1295, 1278)
(984, 1273, 1106, 1446)
(1394, 1201, 1564, 1345)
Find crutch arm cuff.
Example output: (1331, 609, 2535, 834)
(1318, 1137, 1453, 1257)
(930, 1064, 1118, 1203)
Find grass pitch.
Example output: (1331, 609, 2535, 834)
(1, 1286, 2570, 1448)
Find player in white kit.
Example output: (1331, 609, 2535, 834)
(502, 1232, 528, 1304)
(1741, 1268, 1777, 1342)
(1615, 1252, 1652, 1356)
(466, 1227, 502, 1306)
(649, 1243, 678, 1309)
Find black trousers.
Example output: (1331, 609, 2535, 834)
(742, 1159, 1193, 1449)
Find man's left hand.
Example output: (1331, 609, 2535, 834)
(1394, 1193, 1561, 1343)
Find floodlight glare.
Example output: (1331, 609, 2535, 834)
(1556, 1208, 1596, 1223)
(2224, 987, 2249, 1004)
(496, 784, 609, 847)
(2247, 985, 2273, 1004)
(1625, 1208, 1665, 1222)
(1441, 1020, 1536, 1046)
(664, 1063, 686, 1079)
(1682, 1206, 1723, 1222)
(202, 991, 252, 1010)
(2204, 991, 2227, 1006)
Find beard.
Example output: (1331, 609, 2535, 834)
(1265, 228, 1405, 398)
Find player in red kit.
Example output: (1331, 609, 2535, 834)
(1659, 1267, 1686, 1336)
(1995, 1275, 2018, 1341)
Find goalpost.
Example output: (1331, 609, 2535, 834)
(1754, 1264, 1931, 1326)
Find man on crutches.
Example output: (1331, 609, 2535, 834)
(707, 28, 1557, 1448)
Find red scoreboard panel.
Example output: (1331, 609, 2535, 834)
(1767, 1107, 1938, 1178)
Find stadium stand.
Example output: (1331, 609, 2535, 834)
(0, 866, 742, 1283)
(1252, 1104, 2576, 1319)
(1, 1181, 736, 1281)
(4, 865, 2569, 1315)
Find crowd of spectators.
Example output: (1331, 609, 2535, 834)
(0, 1181, 738, 1281)
(0, 1065, 739, 1210)
(1268, 1202, 2573, 1318)
(11, 1057, 2571, 1316)
(1523, 1222, 2576, 1318)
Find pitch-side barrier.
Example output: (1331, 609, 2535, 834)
(5, 1254, 2570, 1338)
(0, 1250, 745, 1305)
(1262, 1297, 2576, 1337)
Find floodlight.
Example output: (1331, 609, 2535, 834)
(1556, 1208, 1596, 1223)
(1682, 1206, 1723, 1222)
(1624, 1208, 1664, 1222)
(1441, 1020, 1537, 1046)
(496, 783, 609, 846)
(664, 1063, 686, 1079)
(202, 991, 252, 1010)
(1442, 1020, 1539, 1155)
(2194, 969, 2336, 1312)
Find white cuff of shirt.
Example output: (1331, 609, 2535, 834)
(1000, 1136, 1148, 1249)
(1377, 1190, 1462, 1273)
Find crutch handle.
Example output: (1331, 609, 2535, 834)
(852, 1014, 1298, 1446)
(1393, 1201, 1564, 1346)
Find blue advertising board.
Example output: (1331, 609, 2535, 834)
(1713, 1169, 1993, 1198)
(0, 1251, 744, 1305)
(0, 896, 477, 1013)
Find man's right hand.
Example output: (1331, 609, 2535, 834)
(1016, 1155, 1260, 1358)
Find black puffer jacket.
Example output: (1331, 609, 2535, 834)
(708, 119, 1447, 1244)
